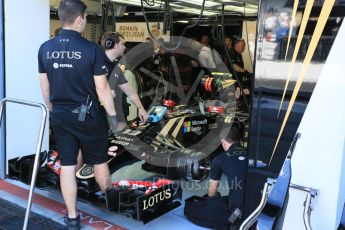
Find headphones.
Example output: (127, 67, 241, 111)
(103, 32, 123, 50)
(105, 37, 115, 49)
(104, 32, 121, 49)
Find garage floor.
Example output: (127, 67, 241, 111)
(0, 160, 230, 230)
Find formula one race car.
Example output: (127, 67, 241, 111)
(43, 69, 248, 185)
(74, 105, 246, 184)
(73, 70, 247, 183)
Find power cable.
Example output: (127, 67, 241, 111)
(157, 0, 164, 31)
(144, 0, 155, 7)
(163, 0, 171, 35)
(140, 0, 206, 51)
(220, 3, 250, 112)
(211, 15, 219, 42)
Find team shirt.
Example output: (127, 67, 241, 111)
(38, 29, 108, 111)
(105, 56, 129, 119)
(229, 49, 244, 69)
(210, 143, 247, 209)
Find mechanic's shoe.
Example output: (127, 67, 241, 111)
(64, 214, 80, 230)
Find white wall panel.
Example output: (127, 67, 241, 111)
(283, 19, 345, 229)
(5, 0, 50, 168)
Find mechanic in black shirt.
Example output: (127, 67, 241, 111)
(184, 126, 247, 229)
(101, 31, 149, 130)
(38, 1, 117, 229)
(228, 39, 247, 76)
(208, 126, 247, 207)
(228, 39, 252, 109)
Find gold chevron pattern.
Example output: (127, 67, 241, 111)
(278, 0, 313, 117)
(270, 0, 336, 164)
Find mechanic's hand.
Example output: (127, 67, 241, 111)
(207, 192, 221, 199)
(138, 107, 149, 123)
(119, 64, 126, 73)
(108, 115, 118, 134)
(235, 87, 241, 99)
(243, 88, 251, 95)
(108, 145, 118, 157)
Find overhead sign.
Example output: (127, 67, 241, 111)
(116, 22, 170, 42)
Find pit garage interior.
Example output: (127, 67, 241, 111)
(1, 0, 345, 230)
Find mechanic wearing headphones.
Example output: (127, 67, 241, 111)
(101, 31, 149, 130)
(184, 126, 247, 229)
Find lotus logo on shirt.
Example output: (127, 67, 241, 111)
(47, 51, 81, 60)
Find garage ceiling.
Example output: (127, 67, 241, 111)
(110, 0, 259, 17)
(50, 0, 259, 17)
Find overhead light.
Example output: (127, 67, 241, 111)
(177, 0, 221, 7)
(245, 4, 259, 9)
(107, 0, 257, 16)
(224, 5, 242, 11)
(110, 0, 163, 8)
(176, 20, 189, 23)
(169, 3, 184, 8)
(173, 7, 217, 16)
(110, 0, 140, 7)
(222, 4, 256, 14)
(221, 0, 259, 5)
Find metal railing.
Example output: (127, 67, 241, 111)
(0, 97, 47, 230)
(240, 181, 318, 230)
(239, 179, 274, 230)
(290, 183, 318, 230)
